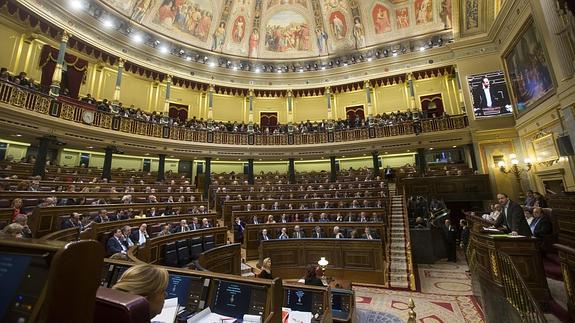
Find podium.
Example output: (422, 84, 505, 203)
(469, 223, 550, 321)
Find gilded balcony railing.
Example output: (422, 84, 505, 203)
(498, 252, 546, 323)
(0, 81, 469, 146)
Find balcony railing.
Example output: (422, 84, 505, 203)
(0, 81, 469, 146)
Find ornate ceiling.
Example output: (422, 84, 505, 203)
(100, 0, 453, 60)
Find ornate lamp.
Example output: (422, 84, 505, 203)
(498, 154, 532, 196)
(317, 257, 329, 283)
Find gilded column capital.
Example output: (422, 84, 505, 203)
(364, 80, 371, 89)
(117, 58, 125, 68)
(166, 74, 173, 83)
(60, 31, 71, 43)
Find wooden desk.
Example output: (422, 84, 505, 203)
(244, 222, 386, 260)
(128, 227, 227, 265)
(197, 243, 242, 275)
(260, 238, 386, 285)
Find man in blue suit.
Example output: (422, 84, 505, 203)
(107, 228, 128, 257)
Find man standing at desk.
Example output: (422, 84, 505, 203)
(494, 193, 531, 237)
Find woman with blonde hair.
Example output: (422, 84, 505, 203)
(112, 264, 169, 319)
(257, 257, 273, 279)
(11, 198, 23, 221)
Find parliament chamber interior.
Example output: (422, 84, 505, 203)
(0, 0, 574, 322)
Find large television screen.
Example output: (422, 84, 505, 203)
(211, 280, 253, 319)
(467, 71, 513, 118)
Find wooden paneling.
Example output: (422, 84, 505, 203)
(260, 239, 386, 285)
(403, 174, 492, 201)
(197, 243, 242, 275)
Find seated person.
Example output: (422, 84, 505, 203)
(304, 265, 324, 287)
(112, 264, 169, 320)
(251, 215, 260, 225)
(189, 217, 201, 230)
(482, 204, 501, 222)
(413, 217, 427, 229)
(257, 257, 273, 279)
(358, 212, 368, 223)
(201, 218, 212, 228)
(130, 224, 150, 245)
(530, 207, 553, 238)
(260, 228, 271, 241)
(318, 213, 329, 222)
(333, 226, 344, 239)
(311, 226, 324, 238)
(13, 214, 32, 238)
(94, 209, 114, 223)
(266, 215, 276, 224)
(172, 219, 190, 233)
(61, 212, 85, 230)
(292, 225, 305, 239)
(107, 228, 128, 257)
(121, 225, 135, 248)
(362, 227, 377, 239)
(305, 213, 315, 223)
(147, 207, 159, 217)
(279, 214, 289, 223)
(157, 224, 171, 237)
(0, 223, 24, 239)
(277, 227, 289, 239)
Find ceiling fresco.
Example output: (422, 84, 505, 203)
(100, 0, 452, 59)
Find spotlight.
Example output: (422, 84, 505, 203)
(208, 61, 216, 67)
(233, 66, 238, 71)
(159, 46, 169, 54)
(132, 34, 143, 43)
(401, 47, 407, 54)
(152, 40, 160, 47)
(321, 66, 326, 70)
(375, 50, 381, 57)
(185, 56, 192, 61)
(335, 59, 340, 65)
(392, 50, 398, 57)
(255, 67, 261, 73)
(367, 57, 372, 62)
(438, 37, 444, 46)
(419, 46, 426, 52)
(69, 0, 85, 11)
(178, 49, 185, 56)
(102, 18, 114, 29)
(383, 49, 389, 57)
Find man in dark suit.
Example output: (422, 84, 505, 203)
(130, 223, 149, 245)
(292, 225, 305, 239)
(530, 207, 553, 238)
(494, 193, 532, 236)
(361, 227, 377, 239)
(61, 212, 84, 230)
(234, 217, 246, 242)
(172, 219, 190, 233)
(475, 77, 496, 115)
(147, 207, 158, 217)
(311, 226, 324, 238)
(107, 228, 128, 256)
(260, 229, 271, 241)
(443, 219, 457, 262)
(189, 217, 201, 230)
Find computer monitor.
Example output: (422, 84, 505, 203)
(284, 288, 312, 312)
(166, 274, 194, 308)
(0, 252, 50, 321)
(331, 289, 353, 320)
(211, 279, 265, 319)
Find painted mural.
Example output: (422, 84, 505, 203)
(263, 11, 311, 52)
(415, 0, 433, 25)
(98, 0, 454, 59)
(396, 7, 410, 29)
(154, 0, 214, 42)
(372, 4, 391, 34)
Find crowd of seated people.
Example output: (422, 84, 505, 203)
(257, 225, 379, 241)
(105, 215, 214, 258)
(1, 71, 456, 137)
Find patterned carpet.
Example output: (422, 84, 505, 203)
(353, 256, 485, 323)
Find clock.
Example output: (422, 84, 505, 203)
(82, 110, 95, 124)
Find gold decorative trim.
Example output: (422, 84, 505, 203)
(490, 250, 499, 279)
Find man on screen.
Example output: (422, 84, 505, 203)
(473, 76, 511, 116)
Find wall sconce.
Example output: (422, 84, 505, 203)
(498, 153, 532, 195)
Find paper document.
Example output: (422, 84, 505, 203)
(482, 227, 500, 232)
(281, 307, 313, 323)
(152, 298, 179, 323)
(188, 307, 236, 323)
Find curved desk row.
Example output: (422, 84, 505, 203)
(244, 222, 386, 260)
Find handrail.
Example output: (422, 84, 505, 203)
(0, 80, 469, 146)
(497, 252, 546, 323)
(402, 185, 416, 291)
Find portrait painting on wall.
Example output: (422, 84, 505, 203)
(264, 10, 311, 53)
(372, 3, 392, 34)
(415, 0, 433, 25)
(396, 8, 410, 29)
(504, 20, 554, 116)
(329, 11, 347, 40)
(466, 71, 513, 118)
(232, 16, 246, 43)
(153, 0, 214, 42)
